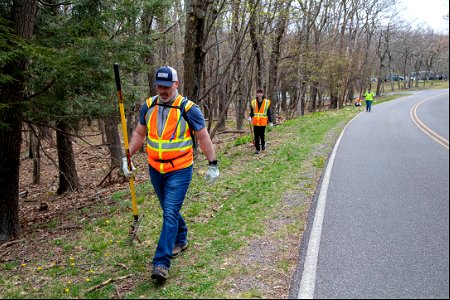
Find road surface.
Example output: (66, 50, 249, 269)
(294, 89, 449, 299)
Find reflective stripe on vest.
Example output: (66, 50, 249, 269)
(145, 95, 195, 174)
(251, 99, 270, 126)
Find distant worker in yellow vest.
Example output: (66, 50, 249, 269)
(122, 66, 219, 282)
(363, 88, 376, 112)
(248, 88, 273, 154)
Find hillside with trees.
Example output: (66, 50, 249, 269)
(0, 1, 448, 297)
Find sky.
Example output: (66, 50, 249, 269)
(398, 0, 449, 33)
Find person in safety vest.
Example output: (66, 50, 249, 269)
(122, 66, 219, 282)
(248, 88, 273, 154)
(363, 88, 376, 112)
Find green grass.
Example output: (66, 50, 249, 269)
(234, 135, 252, 146)
(0, 92, 420, 298)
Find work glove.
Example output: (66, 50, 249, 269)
(122, 156, 136, 178)
(269, 123, 274, 128)
(205, 162, 219, 183)
(247, 117, 252, 122)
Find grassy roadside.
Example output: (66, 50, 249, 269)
(0, 86, 446, 298)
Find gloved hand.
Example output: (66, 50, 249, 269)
(205, 164, 219, 183)
(269, 123, 274, 128)
(247, 117, 252, 122)
(122, 156, 136, 178)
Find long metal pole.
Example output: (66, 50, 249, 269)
(113, 64, 140, 234)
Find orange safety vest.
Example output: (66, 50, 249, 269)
(251, 98, 271, 126)
(145, 95, 195, 174)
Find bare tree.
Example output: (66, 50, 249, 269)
(267, 0, 293, 123)
(248, 0, 266, 90)
(183, 0, 212, 101)
(232, 0, 246, 131)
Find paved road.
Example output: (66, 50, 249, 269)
(296, 89, 449, 299)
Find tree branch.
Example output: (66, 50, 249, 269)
(27, 79, 55, 99)
(86, 275, 132, 293)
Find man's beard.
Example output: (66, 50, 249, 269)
(159, 93, 172, 102)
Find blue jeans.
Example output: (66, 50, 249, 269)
(149, 165, 193, 269)
(366, 100, 372, 111)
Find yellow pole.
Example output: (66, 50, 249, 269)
(113, 63, 139, 220)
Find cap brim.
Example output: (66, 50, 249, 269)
(154, 80, 174, 87)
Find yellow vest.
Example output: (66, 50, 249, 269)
(364, 91, 375, 101)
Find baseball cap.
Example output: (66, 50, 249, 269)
(154, 66, 178, 87)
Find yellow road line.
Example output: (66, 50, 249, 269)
(410, 94, 449, 150)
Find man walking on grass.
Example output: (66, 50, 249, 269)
(122, 66, 219, 282)
(248, 88, 274, 154)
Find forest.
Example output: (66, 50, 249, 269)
(1, 0, 449, 245)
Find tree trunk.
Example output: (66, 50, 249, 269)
(217, 80, 227, 132)
(267, 0, 291, 124)
(103, 116, 122, 171)
(25, 126, 31, 159)
(98, 119, 106, 144)
(141, 7, 157, 96)
(297, 87, 306, 117)
(248, 0, 265, 90)
(126, 103, 138, 143)
(310, 84, 318, 112)
(232, 0, 245, 131)
(56, 121, 80, 195)
(30, 125, 41, 184)
(183, 0, 210, 101)
(0, 0, 37, 244)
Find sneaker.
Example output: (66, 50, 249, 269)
(171, 242, 189, 258)
(255, 150, 260, 154)
(151, 265, 168, 281)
